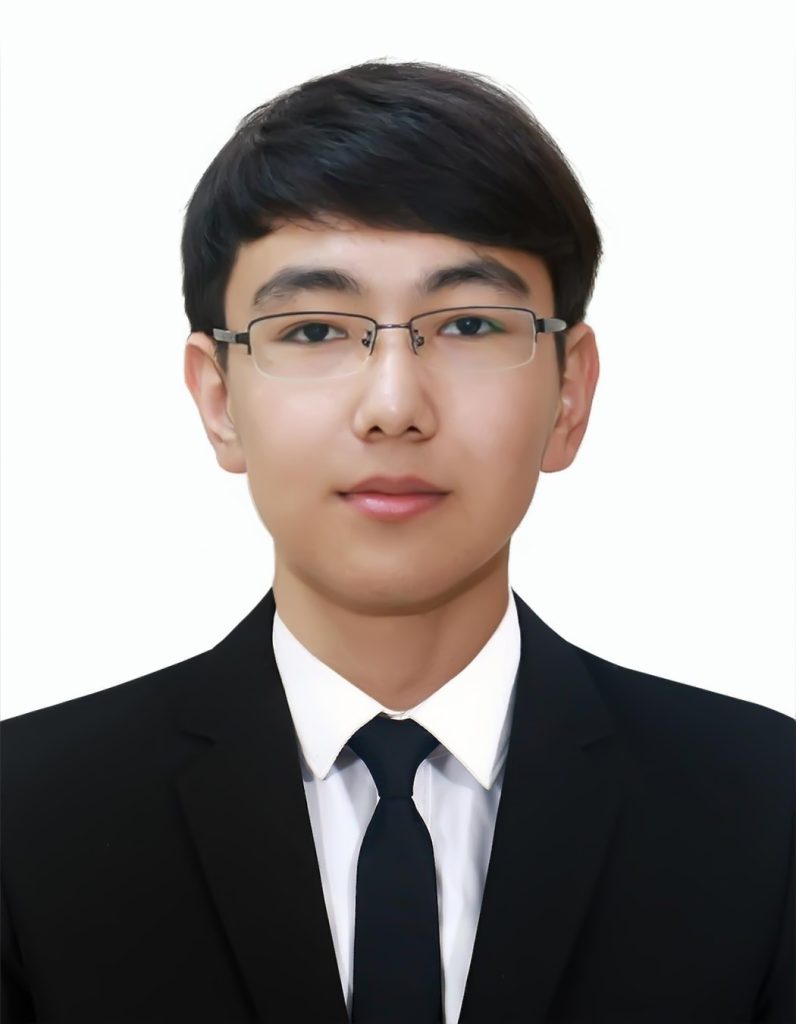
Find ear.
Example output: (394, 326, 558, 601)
(541, 323, 600, 473)
(183, 332, 247, 474)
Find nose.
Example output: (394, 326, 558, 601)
(351, 323, 437, 439)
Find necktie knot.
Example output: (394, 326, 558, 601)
(347, 715, 440, 799)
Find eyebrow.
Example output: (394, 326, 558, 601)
(251, 256, 532, 309)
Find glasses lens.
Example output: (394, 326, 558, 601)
(248, 307, 537, 379)
(410, 307, 537, 373)
(249, 313, 375, 379)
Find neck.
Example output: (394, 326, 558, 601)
(272, 548, 512, 711)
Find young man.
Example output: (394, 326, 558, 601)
(2, 59, 793, 1024)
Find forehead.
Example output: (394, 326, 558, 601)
(224, 215, 554, 319)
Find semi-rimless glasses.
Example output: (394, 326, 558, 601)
(212, 305, 568, 380)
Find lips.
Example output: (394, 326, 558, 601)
(339, 491, 447, 522)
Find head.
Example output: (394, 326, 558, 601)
(182, 60, 602, 613)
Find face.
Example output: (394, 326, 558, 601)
(184, 216, 599, 613)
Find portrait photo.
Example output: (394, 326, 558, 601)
(1, 2, 794, 1021)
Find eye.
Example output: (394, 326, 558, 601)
(279, 320, 348, 344)
(438, 314, 505, 337)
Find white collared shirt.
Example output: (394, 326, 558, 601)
(272, 584, 521, 1024)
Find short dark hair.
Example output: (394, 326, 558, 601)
(180, 59, 603, 384)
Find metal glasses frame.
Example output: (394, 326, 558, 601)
(212, 305, 568, 377)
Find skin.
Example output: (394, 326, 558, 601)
(184, 215, 599, 710)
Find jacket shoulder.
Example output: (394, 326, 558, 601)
(570, 641, 795, 804)
(0, 650, 211, 773)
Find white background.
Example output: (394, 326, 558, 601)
(1, 1, 794, 720)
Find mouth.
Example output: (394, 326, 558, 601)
(337, 491, 448, 522)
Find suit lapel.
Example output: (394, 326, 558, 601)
(172, 589, 350, 1023)
(171, 587, 643, 1023)
(458, 591, 644, 1021)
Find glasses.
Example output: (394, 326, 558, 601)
(212, 305, 568, 380)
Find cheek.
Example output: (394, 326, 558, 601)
(459, 381, 547, 490)
(237, 399, 328, 529)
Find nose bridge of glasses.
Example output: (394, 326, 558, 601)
(373, 321, 416, 333)
(368, 321, 422, 352)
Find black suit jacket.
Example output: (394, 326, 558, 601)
(1, 588, 794, 1023)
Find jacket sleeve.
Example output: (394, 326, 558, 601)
(1, 876, 36, 1023)
(753, 810, 795, 1022)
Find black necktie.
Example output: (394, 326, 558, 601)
(347, 714, 443, 1024)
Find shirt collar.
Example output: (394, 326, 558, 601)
(272, 584, 521, 790)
